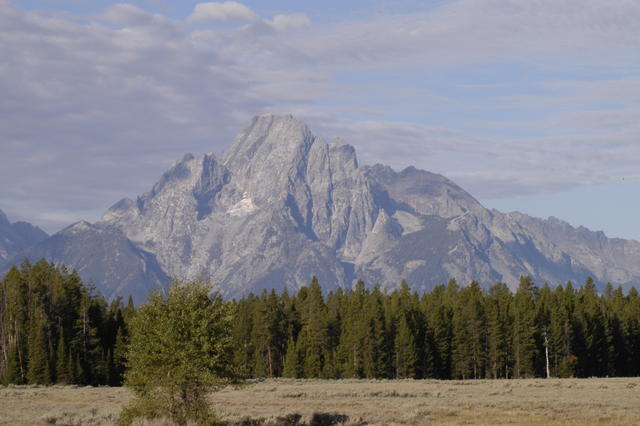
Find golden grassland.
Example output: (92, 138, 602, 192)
(1, 377, 639, 425)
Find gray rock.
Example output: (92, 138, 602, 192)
(3, 221, 168, 304)
(7, 114, 640, 301)
(0, 209, 48, 267)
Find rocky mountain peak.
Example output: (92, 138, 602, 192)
(7, 114, 640, 301)
(221, 114, 314, 170)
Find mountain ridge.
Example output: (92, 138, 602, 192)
(4, 114, 640, 301)
(0, 209, 48, 266)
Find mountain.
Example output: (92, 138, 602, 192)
(5, 221, 168, 303)
(0, 209, 48, 266)
(6, 114, 640, 301)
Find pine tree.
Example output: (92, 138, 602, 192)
(231, 297, 255, 378)
(452, 282, 486, 379)
(283, 336, 301, 378)
(5, 343, 23, 384)
(55, 327, 69, 384)
(394, 314, 417, 378)
(295, 278, 329, 378)
(112, 325, 128, 385)
(512, 276, 538, 378)
(336, 280, 368, 377)
(27, 308, 51, 384)
(363, 286, 389, 378)
(424, 283, 454, 379)
(486, 283, 513, 378)
(623, 287, 640, 376)
(575, 277, 609, 377)
(548, 283, 576, 377)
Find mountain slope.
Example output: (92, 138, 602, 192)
(4, 221, 168, 303)
(0, 209, 48, 266)
(8, 114, 640, 300)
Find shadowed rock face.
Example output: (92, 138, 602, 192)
(6, 114, 640, 301)
(0, 210, 48, 266)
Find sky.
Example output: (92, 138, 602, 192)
(1, 0, 639, 241)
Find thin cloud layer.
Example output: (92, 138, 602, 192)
(0, 0, 638, 232)
(190, 2, 257, 22)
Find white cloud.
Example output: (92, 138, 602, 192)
(0, 0, 639, 232)
(189, 2, 258, 22)
(100, 4, 156, 26)
(269, 13, 310, 31)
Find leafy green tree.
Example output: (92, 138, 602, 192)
(120, 282, 234, 426)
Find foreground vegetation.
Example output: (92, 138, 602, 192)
(1, 377, 639, 425)
(2, 260, 640, 386)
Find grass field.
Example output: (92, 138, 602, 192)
(1, 377, 639, 425)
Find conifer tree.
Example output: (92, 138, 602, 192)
(363, 286, 389, 378)
(337, 280, 368, 377)
(623, 288, 640, 376)
(423, 284, 454, 379)
(486, 283, 513, 378)
(55, 327, 69, 384)
(394, 314, 417, 378)
(511, 276, 538, 378)
(27, 308, 51, 384)
(547, 284, 576, 377)
(452, 282, 486, 379)
(575, 278, 609, 377)
(298, 278, 328, 377)
(283, 336, 301, 378)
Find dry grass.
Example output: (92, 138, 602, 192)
(0, 384, 129, 425)
(2, 378, 639, 425)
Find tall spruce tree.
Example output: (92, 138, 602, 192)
(27, 307, 51, 384)
(486, 283, 513, 378)
(512, 276, 538, 378)
(394, 313, 417, 379)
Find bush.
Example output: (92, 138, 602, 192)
(118, 281, 234, 426)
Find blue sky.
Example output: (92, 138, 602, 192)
(1, 0, 639, 241)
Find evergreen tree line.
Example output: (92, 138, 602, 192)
(231, 277, 640, 380)
(2, 260, 640, 384)
(0, 260, 134, 385)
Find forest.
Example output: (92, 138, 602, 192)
(1, 259, 639, 385)
(0, 260, 133, 385)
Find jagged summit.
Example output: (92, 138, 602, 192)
(6, 114, 640, 301)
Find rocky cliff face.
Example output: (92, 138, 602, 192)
(6, 115, 640, 300)
(0, 209, 48, 266)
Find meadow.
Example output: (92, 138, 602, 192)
(1, 377, 639, 425)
